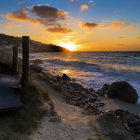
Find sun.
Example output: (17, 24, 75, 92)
(60, 42, 76, 51)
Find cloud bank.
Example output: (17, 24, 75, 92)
(6, 5, 73, 33)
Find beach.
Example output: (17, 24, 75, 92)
(28, 70, 139, 140)
(30, 51, 140, 104)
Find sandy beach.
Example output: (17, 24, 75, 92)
(30, 76, 99, 140)
(101, 96, 140, 116)
(29, 71, 140, 140)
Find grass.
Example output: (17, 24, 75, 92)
(49, 115, 61, 122)
(90, 122, 104, 140)
(0, 48, 22, 74)
(0, 80, 50, 140)
(87, 137, 94, 140)
(96, 113, 133, 140)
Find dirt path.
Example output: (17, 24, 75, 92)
(30, 78, 98, 140)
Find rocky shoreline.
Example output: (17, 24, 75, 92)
(41, 72, 105, 115)
(39, 72, 140, 139)
(30, 59, 140, 139)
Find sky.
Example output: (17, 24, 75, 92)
(0, 0, 140, 51)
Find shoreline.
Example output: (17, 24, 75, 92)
(36, 71, 140, 139)
(30, 60, 140, 116)
(40, 70, 140, 116)
(30, 61, 140, 139)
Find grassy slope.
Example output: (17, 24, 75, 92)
(0, 50, 50, 139)
(0, 79, 50, 140)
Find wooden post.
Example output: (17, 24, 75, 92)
(12, 46, 18, 73)
(21, 36, 30, 86)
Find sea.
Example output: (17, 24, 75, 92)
(30, 51, 140, 104)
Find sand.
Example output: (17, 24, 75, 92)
(30, 78, 98, 140)
(101, 96, 140, 116)
(30, 74, 140, 140)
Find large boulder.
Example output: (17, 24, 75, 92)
(107, 81, 138, 104)
(67, 82, 84, 91)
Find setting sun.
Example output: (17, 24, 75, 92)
(60, 42, 77, 51)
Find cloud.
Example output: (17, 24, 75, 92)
(99, 21, 137, 30)
(31, 5, 68, 20)
(136, 36, 140, 40)
(80, 5, 88, 11)
(113, 43, 127, 46)
(88, 1, 95, 5)
(6, 22, 23, 29)
(118, 36, 127, 39)
(5, 5, 73, 33)
(81, 22, 98, 29)
(0, 14, 4, 18)
(46, 25, 73, 33)
(79, 20, 136, 31)
(6, 8, 30, 22)
(88, 1, 94, 4)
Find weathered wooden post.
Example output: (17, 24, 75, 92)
(21, 36, 30, 87)
(12, 46, 18, 73)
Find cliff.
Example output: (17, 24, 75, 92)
(0, 33, 69, 52)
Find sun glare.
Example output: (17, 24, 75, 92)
(60, 42, 77, 51)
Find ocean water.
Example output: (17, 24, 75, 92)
(30, 51, 140, 103)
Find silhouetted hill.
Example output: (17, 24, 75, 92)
(0, 33, 69, 52)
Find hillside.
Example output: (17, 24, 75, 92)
(0, 33, 69, 52)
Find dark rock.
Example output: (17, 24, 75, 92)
(136, 134, 140, 140)
(102, 84, 110, 91)
(125, 114, 138, 125)
(52, 83, 62, 91)
(30, 59, 43, 65)
(114, 109, 125, 116)
(68, 82, 84, 91)
(113, 109, 140, 139)
(95, 90, 105, 96)
(92, 109, 102, 115)
(107, 81, 138, 103)
(62, 74, 71, 81)
(30, 65, 42, 73)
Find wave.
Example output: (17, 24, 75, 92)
(43, 59, 140, 82)
(43, 59, 102, 72)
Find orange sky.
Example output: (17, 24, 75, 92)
(0, 0, 140, 51)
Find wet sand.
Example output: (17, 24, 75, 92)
(101, 96, 140, 116)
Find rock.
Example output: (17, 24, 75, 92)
(102, 84, 110, 91)
(55, 75, 62, 81)
(95, 90, 105, 96)
(114, 109, 125, 116)
(52, 83, 62, 91)
(125, 114, 138, 125)
(39, 102, 51, 112)
(62, 74, 71, 81)
(136, 135, 140, 140)
(92, 109, 102, 115)
(30, 65, 42, 73)
(68, 82, 84, 91)
(30, 59, 43, 65)
(107, 81, 138, 103)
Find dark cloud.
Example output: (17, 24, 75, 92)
(6, 5, 73, 33)
(46, 25, 73, 33)
(82, 22, 98, 28)
(31, 5, 67, 20)
(6, 8, 29, 21)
